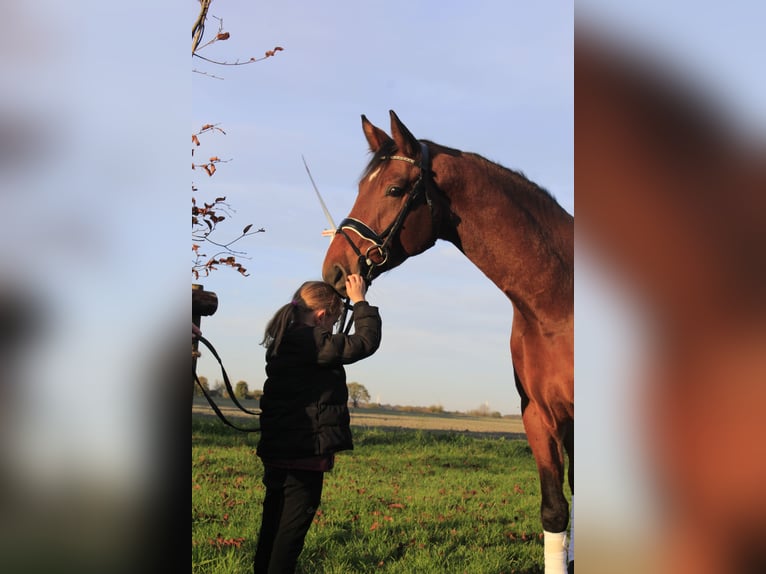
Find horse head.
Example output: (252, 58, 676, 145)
(321, 110, 442, 296)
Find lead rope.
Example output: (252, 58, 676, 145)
(338, 273, 374, 335)
(193, 335, 262, 433)
(338, 297, 355, 335)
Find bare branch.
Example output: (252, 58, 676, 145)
(192, 3, 274, 279)
(192, 46, 283, 67)
(196, 16, 229, 51)
(192, 68, 225, 80)
(192, 156, 232, 177)
(191, 185, 265, 279)
(194, 123, 226, 136)
(200, 228, 266, 250)
(192, 0, 212, 55)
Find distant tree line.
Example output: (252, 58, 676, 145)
(194, 378, 504, 418)
(193, 376, 262, 401)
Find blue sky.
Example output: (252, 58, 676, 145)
(192, 1, 574, 415)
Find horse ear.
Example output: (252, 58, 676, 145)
(389, 110, 419, 158)
(361, 114, 392, 153)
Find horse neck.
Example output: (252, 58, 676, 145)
(433, 151, 573, 320)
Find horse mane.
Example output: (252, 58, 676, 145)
(458, 148, 574, 283)
(467, 151, 564, 212)
(437, 141, 569, 226)
(359, 138, 570, 225)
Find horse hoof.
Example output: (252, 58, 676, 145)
(567, 561, 574, 574)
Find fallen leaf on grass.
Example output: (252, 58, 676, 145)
(208, 536, 246, 549)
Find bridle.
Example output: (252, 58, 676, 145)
(335, 141, 436, 285)
(332, 141, 437, 335)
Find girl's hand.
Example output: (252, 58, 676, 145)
(345, 274, 367, 304)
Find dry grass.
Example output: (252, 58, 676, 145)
(349, 409, 525, 436)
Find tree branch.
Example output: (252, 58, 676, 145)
(192, 0, 212, 56)
(192, 47, 283, 67)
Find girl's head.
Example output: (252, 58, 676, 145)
(261, 281, 343, 355)
(292, 280, 344, 326)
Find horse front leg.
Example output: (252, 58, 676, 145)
(523, 401, 570, 574)
(563, 419, 574, 574)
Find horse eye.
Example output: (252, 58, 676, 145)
(385, 185, 404, 197)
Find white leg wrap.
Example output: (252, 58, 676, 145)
(567, 495, 574, 564)
(544, 530, 568, 574)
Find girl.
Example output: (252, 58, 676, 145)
(253, 274, 381, 573)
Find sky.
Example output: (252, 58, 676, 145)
(192, 1, 574, 416)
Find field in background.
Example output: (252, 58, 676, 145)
(192, 397, 526, 437)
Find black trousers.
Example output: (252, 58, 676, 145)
(253, 465, 325, 574)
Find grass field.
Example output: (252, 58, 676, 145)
(192, 406, 561, 574)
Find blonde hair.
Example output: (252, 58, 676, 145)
(261, 281, 343, 356)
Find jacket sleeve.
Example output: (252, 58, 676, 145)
(314, 301, 382, 365)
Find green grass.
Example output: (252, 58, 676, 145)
(192, 419, 559, 573)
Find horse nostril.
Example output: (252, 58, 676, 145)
(332, 264, 347, 293)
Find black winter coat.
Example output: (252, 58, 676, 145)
(256, 302, 381, 460)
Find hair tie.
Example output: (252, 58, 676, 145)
(290, 299, 300, 307)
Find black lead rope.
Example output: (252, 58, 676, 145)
(338, 297, 355, 335)
(194, 335, 262, 433)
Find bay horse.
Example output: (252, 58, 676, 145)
(321, 110, 574, 573)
